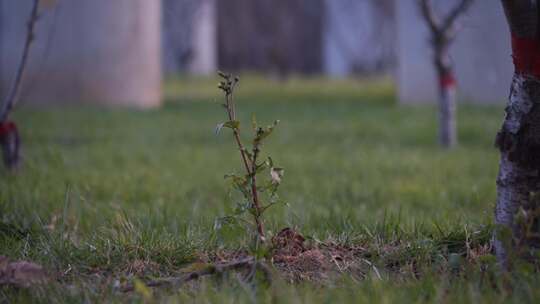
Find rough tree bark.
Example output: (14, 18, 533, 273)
(495, 0, 540, 266)
(419, 0, 474, 148)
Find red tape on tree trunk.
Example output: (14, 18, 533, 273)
(0, 120, 20, 169)
(439, 73, 456, 89)
(0, 121, 17, 138)
(512, 35, 540, 78)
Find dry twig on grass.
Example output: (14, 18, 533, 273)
(120, 257, 273, 292)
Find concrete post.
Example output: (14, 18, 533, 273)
(188, 0, 217, 75)
(0, 0, 162, 108)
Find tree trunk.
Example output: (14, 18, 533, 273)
(437, 71, 457, 148)
(495, 74, 540, 265)
(435, 49, 457, 148)
(0, 121, 19, 169)
(418, 0, 474, 148)
(495, 0, 540, 266)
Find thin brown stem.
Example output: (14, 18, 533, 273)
(224, 86, 265, 239)
(225, 91, 253, 176)
(0, 0, 40, 122)
(250, 144, 264, 239)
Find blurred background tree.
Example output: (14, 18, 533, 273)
(0, 0, 514, 107)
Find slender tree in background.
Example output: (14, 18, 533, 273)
(419, 0, 473, 148)
(326, 0, 395, 74)
(495, 0, 540, 267)
(0, 0, 41, 169)
(162, 0, 203, 73)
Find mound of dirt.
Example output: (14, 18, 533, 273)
(271, 228, 368, 283)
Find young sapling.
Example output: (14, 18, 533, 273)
(215, 72, 284, 245)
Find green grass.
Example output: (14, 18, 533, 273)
(2, 75, 537, 303)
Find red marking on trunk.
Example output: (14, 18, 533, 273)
(439, 73, 456, 89)
(0, 121, 17, 138)
(512, 35, 540, 78)
(0, 120, 20, 169)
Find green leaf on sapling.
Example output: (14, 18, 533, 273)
(215, 120, 240, 135)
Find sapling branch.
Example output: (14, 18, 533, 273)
(217, 72, 266, 241)
(221, 75, 252, 177)
(126, 75, 289, 292)
(250, 143, 264, 237)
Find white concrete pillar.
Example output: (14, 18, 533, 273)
(0, 0, 162, 108)
(188, 0, 217, 75)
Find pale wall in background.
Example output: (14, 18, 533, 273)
(0, 0, 162, 107)
(188, 0, 216, 75)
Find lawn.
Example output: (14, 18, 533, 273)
(2, 75, 538, 303)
